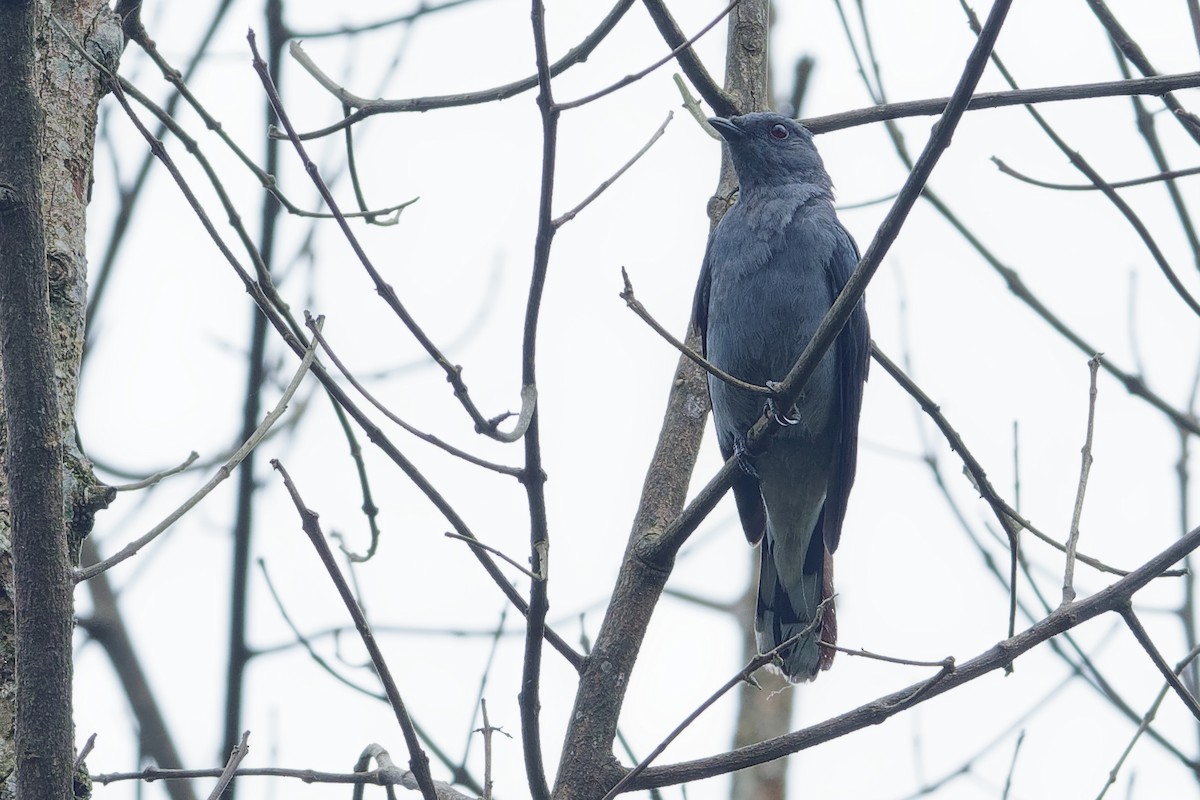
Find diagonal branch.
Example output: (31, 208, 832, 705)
(272, 460, 437, 800)
(1119, 606, 1200, 722)
(803, 71, 1200, 133)
(629, 525, 1200, 790)
(287, 0, 636, 138)
(252, 31, 534, 443)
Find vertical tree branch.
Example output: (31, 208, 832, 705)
(520, 4, 557, 798)
(1063, 356, 1101, 605)
(223, 0, 285, 780)
(0, 3, 117, 794)
(0, 2, 71, 797)
(79, 537, 199, 800)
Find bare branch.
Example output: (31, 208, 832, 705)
(803, 71, 1200, 134)
(553, 113, 674, 227)
(517, 5, 559, 797)
(286, 0, 636, 137)
(253, 30, 530, 442)
(824, 644, 955, 670)
(555, 1, 737, 111)
(620, 267, 770, 395)
(303, 313, 522, 477)
(75, 322, 320, 582)
(444, 532, 539, 581)
(288, 0, 479, 39)
(207, 732, 250, 800)
(271, 459, 437, 800)
(640, 0, 738, 117)
(1119, 606, 1200, 722)
(73, 733, 97, 773)
(1097, 642, 1200, 798)
(872, 345, 1172, 579)
(629, 524, 1200, 790)
(1083, 0, 1200, 146)
(1064, 356, 1102, 605)
(1000, 730, 1025, 800)
(994, 157, 1200, 192)
(959, 4, 1200, 320)
(109, 451, 199, 491)
(603, 626, 854, 800)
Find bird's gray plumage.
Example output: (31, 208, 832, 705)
(693, 112, 869, 682)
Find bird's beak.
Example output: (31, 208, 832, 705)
(708, 116, 744, 141)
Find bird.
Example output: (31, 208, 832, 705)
(692, 112, 869, 682)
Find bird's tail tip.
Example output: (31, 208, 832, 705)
(756, 547, 837, 683)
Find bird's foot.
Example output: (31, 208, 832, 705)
(765, 381, 801, 427)
(732, 436, 759, 479)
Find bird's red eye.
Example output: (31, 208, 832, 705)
(770, 124, 789, 140)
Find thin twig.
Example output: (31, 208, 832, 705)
(257, 560, 387, 701)
(271, 459, 437, 800)
(832, 14, 1200, 435)
(1064, 356, 1102, 605)
(285, 0, 636, 138)
(620, 268, 769, 395)
(253, 32, 531, 442)
(82, 18, 582, 669)
(1000, 731, 1025, 800)
(349, 744, 474, 800)
(207, 732, 250, 800)
(109, 451, 199, 491)
(1119, 605, 1200, 721)
(478, 700, 503, 800)
(959, 3, 1200, 321)
(87, 0, 236, 344)
(445, 532, 539, 580)
(553, 113, 674, 227)
(555, 1, 738, 110)
(288, 0, 479, 39)
(627, 525, 1200, 790)
(823, 644, 955, 670)
(73, 733, 97, 773)
(994, 158, 1200, 193)
(672, 74, 715, 134)
(881, 340, 1193, 769)
(257, 576, 486, 800)
(1097, 642, 1200, 798)
(1083, 0, 1200, 147)
(640, 0, 737, 117)
(75, 324, 321, 582)
(802, 71, 1200, 134)
(129, 28, 417, 224)
(303, 313, 522, 477)
(601, 628, 838, 800)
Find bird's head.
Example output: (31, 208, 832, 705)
(708, 112, 832, 194)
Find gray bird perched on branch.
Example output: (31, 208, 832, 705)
(693, 112, 869, 682)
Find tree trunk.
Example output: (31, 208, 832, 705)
(0, 0, 119, 796)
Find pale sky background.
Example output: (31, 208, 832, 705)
(75, 1, 1200, 798)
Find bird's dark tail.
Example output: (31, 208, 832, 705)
(755, 517, 836, 682)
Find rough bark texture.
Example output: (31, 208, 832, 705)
(0, 0, 119, 797)
(550, 3, 770, 798)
